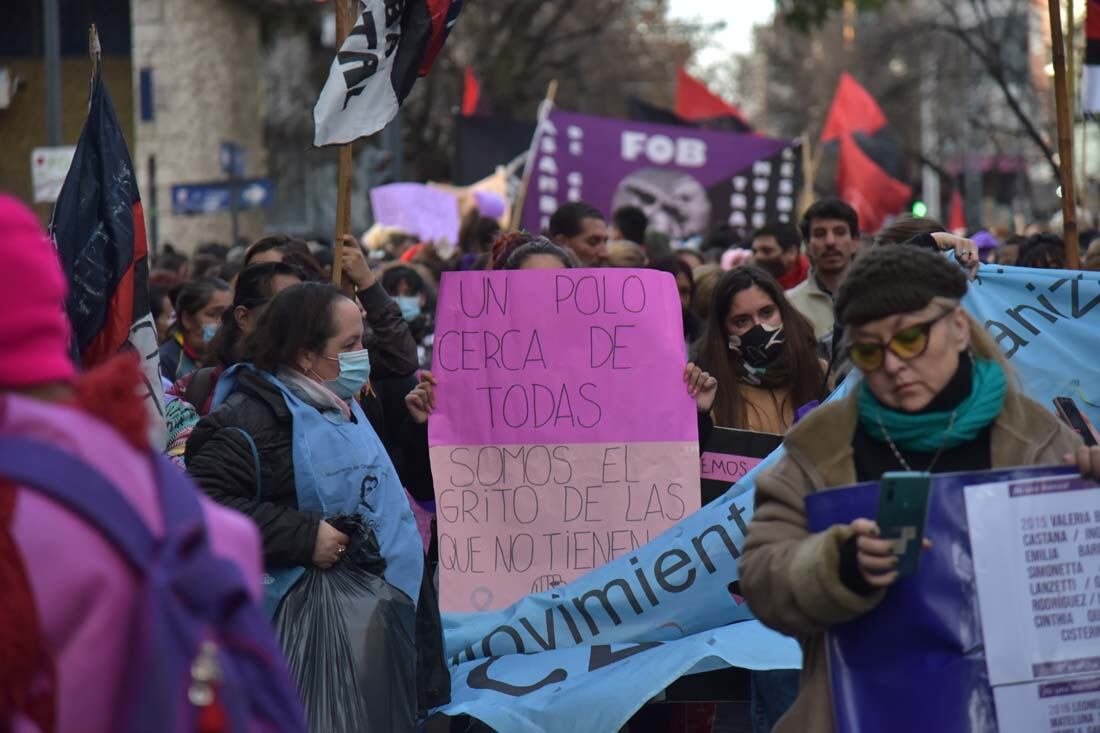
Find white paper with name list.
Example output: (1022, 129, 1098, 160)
(966, 474, 1100, 733)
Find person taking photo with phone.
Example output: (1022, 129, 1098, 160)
(739, 245, 1100, 733)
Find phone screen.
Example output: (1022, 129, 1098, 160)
(876, 472, 933, 577)
(1054, 398, 1100, 447)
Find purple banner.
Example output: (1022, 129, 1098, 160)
(521, 109, 799, 238)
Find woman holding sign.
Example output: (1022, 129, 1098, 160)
(696, 266, 827, 434)
(740, 246, 1100, 733)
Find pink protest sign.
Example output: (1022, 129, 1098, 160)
(428, 269, 701, 612)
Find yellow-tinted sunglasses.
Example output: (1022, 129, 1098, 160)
(848, 311, 952, 371)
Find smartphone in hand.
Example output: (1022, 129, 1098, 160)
(876, 472, 933, 577)
(1054, 397, 1100, 447)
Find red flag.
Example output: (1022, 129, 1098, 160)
(419, 0, 464, 75)
(836, 133, 911, 235)
(820, 73, 887, 142)
(948, 188, 967, 232)
(675, 67, 748, 125)
(462, 65, 481, 116)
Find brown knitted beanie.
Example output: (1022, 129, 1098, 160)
(835, 245, 968, 326)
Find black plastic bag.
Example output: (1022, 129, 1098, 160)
(416, 563, 451, 714)
(275, 514, 418, 733)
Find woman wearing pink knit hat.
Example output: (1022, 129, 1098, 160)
(0, 195, 303, 733)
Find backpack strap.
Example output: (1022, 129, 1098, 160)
(0, 436, 155, 572)
(224, 427, 263, 500)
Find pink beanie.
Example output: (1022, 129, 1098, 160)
(0, 195, 75, 388)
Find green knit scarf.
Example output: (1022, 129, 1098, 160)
(857, 357, 1007, 453)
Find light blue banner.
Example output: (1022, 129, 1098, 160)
(434, 263, 1100, 730)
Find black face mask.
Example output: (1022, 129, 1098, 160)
(729, 322, 786, 370)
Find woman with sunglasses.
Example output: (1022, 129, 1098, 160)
(696, 266, 827, 434)
(739, 245, 1099, 733)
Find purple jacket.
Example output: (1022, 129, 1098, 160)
(3, 394, 263, 733)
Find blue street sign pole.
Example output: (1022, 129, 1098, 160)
(221, 141, 245, 246)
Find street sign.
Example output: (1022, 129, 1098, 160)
(31, 146, 76, 203)
(220, 141, 245, 177)
(171, 179, 273, 215)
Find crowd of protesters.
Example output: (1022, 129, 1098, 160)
(2, 182, 1100, 733)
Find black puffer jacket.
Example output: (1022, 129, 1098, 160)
(186, 369, 319, 566)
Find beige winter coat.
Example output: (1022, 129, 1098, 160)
(739, 387, 1083, 733)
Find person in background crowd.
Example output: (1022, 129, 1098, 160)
(644, 228, 674, 263)
(159, 277, 232, 381)
(607, 240, 648, 268)
(611, 205, 649, 246)
(549, 201, 609, 267)
(1017, 232, 1067, 269)
(751, 224, 809, 289)
(186, 282, 438, 729)
(149, 283, 175, 343)
(652, 256, 703, 348)
(244, 234, 324, 280)
(0, 195, 270, 733)
(787, 197, 860, 341)
(676, 248, 706, 272)
(169, 262, 303, 417)
(721, 246, 754, 271)
(1084, 238, 1100, 271)
(504, 238, 577, 270)
(457, 210, 501, 270)
(691, 264, 723, 324)
(381, 264, 437, 372)
(996, 234, 1025, 266)
(697, 266, 826, 434)
(740, 245, 1099, 733)
(336, 235, 420, 380)
(152, 245, 189, 282)
(970, 230, 1001, 263)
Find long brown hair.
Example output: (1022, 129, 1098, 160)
(697, 266, 824, 429)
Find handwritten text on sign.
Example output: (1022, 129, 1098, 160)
(428, 270, 701, 612)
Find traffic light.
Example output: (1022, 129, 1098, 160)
(911, 200, 928, 217)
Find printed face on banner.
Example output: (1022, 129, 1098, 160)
(428, 269, 702, 612)
(524, 110, 801, 240)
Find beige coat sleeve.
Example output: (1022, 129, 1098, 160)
(739, 455, 885, 637)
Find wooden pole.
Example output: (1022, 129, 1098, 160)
(509, 79, 558, 234)
(1050, 0, 1081, 268)
(331, 0, 354, 286)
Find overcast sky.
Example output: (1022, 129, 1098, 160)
(666, 2, 776, 64)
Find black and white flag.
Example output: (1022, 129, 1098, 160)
(314, 0, 464, 146)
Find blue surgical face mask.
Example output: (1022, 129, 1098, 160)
(322, 348, 372, 399)
(395, 295, 421, 322)
(202, 323, 219, 345)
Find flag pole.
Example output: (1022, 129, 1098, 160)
(800, 133, 816, 217)
(1050, 0, 1081, 268)
(88, 23, 101, 103)
(509, 79, 558, 234)
(331, 0, 354, 286)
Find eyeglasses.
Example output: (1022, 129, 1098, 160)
(847, 311, 952, 372)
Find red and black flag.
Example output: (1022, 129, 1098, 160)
(628, 67, 752, 132)
(314, 0, 465, 145)
(821, 73, 911, 235)
(50, 66, 165, 430)
(675, 67, 752, 132)
(1084, 0, 1100, 116)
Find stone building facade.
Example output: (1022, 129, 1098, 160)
(131, 0, 268, 253)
